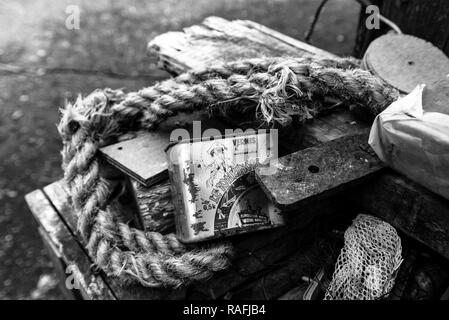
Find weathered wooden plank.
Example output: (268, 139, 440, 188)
(59, 145, 449, 299)
(37, 226, 80, 300)
(43, 180, 187, 300)
(24, 190, 116, 300)
(351, 172, 449, 260)
(148, 16, 335, 75)
(256, 133, 385, 211)
(295, 109, 369, 149)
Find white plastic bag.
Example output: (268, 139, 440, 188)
(369, 82, 449, 200)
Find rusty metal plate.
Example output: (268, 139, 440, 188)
(100, 131, 171, 187)
(255, 132, 385, 211)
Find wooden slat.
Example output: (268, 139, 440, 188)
(351, 172, 449, 261)
(44, 168, 449, 299)
(24, 190, 116, 300)
(364, 33, 449, 93)
(43, 181, 187, 300)
(148, 16, 335, 75)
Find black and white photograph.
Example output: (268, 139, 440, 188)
(1, 0, 449, 307)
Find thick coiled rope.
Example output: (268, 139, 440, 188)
(58, 56, 399, 288)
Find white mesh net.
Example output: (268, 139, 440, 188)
(324, 214, 403, 300)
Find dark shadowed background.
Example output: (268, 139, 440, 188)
(0, 0, 360, 299)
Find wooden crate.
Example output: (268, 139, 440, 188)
(25, 17, 449, 299)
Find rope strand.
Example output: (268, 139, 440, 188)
(58, 56, 399, 288)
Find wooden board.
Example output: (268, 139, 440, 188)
(351, 172, 449, 261)
(256, 133, 385, 211)
(363, 33, 449, 93)
(148, 16, 336, 75)
(24, 190, 116, 300)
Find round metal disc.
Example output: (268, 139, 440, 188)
(364, 33, 449, 94)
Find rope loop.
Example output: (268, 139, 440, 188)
(59, 55, 399, 288)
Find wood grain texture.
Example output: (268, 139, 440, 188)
(25, 190, 116, 300)
(351, 172, 449, 260)
(146, 16, 449, 262)
(187, 197, 349, 299)
(148, 16, 336, 75)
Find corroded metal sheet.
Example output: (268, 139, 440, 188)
(255, 132, 385, 211)
(100, 131, 171, 187)
(99, 115, 231, 187)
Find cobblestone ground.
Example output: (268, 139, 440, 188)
(0, 0, 359, 299)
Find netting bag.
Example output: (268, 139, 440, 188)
(324, 214, 403, 300)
